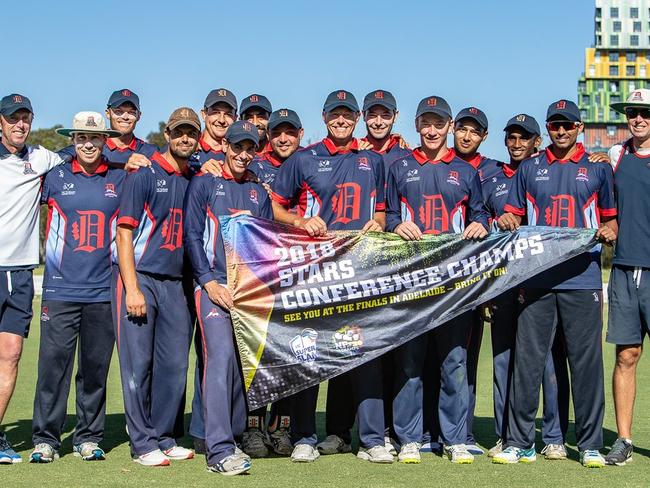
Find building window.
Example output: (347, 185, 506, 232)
(631, 35, 640, 46)
(629, 81, 637, 91)
(579, 80, 586, 91)
(596, 7, 601, 18)
(627, 52, 637, 62)
(611, 7, 618, 18)
(634, 21, 642, 32)
(580, 109, 589, 121)
(611, 35, 619, 46)
(607, 126, 617, 137)
(610, 65, 619, 76)
(627, 65, 636, 76)
(610, 80, 619, 91)
(581, 94, 590, 105)
(589, 64, 596, 76)
(610, 110, 619, 121)
(596, 80, 605, 90)
(596, 34, 602, 45)
(595, 93, 602, 105)
(631, 7, 639, 19)
(613, 21, 622, 32)
(642, 65, 647, 77)
(609, 52, 618, 62)
(611, 94, 621, 103)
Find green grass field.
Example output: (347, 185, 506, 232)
(2, 299, 650, 487)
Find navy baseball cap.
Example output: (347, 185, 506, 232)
(240, 94, 272, 115)
(0, 93, 33, 116)
(107, 89, 140, 111)
(416, 96, 452, 119)
(204, 88, 237, 111)
(455, 107, 488, 131)
(363, 90, 397, 112)
(268, 109, 302, 130)
(225, 120, 260, 146)
(323, 90, 359, 113)
(546, 99, 581, 122)
(504, 114, 541, 136)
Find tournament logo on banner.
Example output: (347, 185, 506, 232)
(220, 215, 596, 409)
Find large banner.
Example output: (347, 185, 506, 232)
(221, 215, 596, 409)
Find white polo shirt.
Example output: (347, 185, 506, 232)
(0, 142, 64, 269)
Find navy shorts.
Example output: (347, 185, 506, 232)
(606, 265, 650, 345)
(0, 269, 35, 338)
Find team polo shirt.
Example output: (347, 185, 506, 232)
(504, 143, 616, 289)
(189, 136, 226, 173)
(477, 158, 518, 229)
(58, 136, 157, 165)
(609, 139, 650, 268)
(250, 147, 285, 185)
(385, 148, 489, 234)
(271, 138, 385, 230)
(183, 169, 273, 286)
(360, 134, 411, 172)
(0, 142, 64, 269)
(41, 159, 125, 302)
(116, 152, 191, 278)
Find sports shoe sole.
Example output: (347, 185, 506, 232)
(29, 453, 55, 464)
(583, 461, 605, 468)
(164, 452, 194, 460)
(207, 465, 251, 476)
(399, 457, 421, 464)
(0, 457, 22, 464)
(74, 451, 106, 461)
(492, 456, 536, 464)
(356, 452, 394, 464)
(544, 454, 567, 460)
(450, 458, 474, 464)
(133, 458, 170, 466)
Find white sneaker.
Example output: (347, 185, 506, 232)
(163, 445, 194, 460)
(466, 443, 484, 455)
(291, 444, 320, 463)
(487, 439, 503, 458)
(242, 428, 269, 458)
(357, 445, 394, 464)
(133, 449, 170, 466)
(317, 435, 351, 455)
(235, 446, 251, 462)
(541, 443, 567, 460)
(443, 444, 474, 464)
(29, 443, 59, 463)
(398, 442, 421, 464)
(207, 453, 251, 476)
(385, 436, 399, 456)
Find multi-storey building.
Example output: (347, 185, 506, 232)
(578, 0, 650, 152)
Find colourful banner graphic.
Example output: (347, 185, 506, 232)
(220, 215, 596, 409)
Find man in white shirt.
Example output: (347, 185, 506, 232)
(0, 93, 65, 463)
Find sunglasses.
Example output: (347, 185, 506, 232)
(625, 107, 650, 119)
(547, 121, 579, 131)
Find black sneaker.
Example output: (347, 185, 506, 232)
(605, 438, 633, 466)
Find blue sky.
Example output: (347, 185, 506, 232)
(7, 0, 595, 159)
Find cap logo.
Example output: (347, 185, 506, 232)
(86, 116, 97, 127)
(243, 122, 253, 132)
(218, 89, 227, 97)
(13, 95, 22, 103)
(469, 107, 478, 114)
(250, 95, 259, 103)
(631, 91, 644, 101)
(516, 114, 526, 122)
(556, 101, 567, 110)
(427, 98, 437, 106)
(121, 90, 131, 97)
(374, 91, 384, 99)
(279, 109, 289, 117)
(337, 91, 347, 100)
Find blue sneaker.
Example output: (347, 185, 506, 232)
(0, 432, 21, 464)
(492, 445, 537, 464)
(580, 449, 605, 468)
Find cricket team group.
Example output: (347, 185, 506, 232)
(0, 84, 647, 475)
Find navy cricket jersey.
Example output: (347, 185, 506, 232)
(42, 159, 125, 302)
(271, 138, 385, 231)
(386, 148, 489, 234)
(504, 143, 616, 289)
(610, 139, 650, 268)
(249, 147, 284, 185)
(360, 134, 411, 173)
(477, 158, 518, 230)
(183, 169, 273, 286)
(58, 136, 157, 165)
(115, 152, 191, 278)
(189, 137, 226, 173)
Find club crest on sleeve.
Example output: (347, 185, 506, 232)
(23, 161, 37, 175)
(576, 167, 589, 182)
(357, 156, 370, 171)
(249, 189, 258, 204)
(447, 170, 460, 186)
(104, 183, 118, 198)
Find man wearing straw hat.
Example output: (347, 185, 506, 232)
(604, 89, 650, 466)
(30, 112, 124, 463)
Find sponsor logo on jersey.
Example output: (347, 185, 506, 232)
(290, 328, 318, 363)
(495, 183, 508, 197)
(357, 157, 371, 171)
(318, 159, 332, 172)
(156, 179, 168, 192)
(206, 308, 220, 319)
(249, 189, 258, 205)
(23, 162, 37, 175)
(40, 307, 50, 322)
(104, 183, 118, 198)
(447, 170, 460, 186)
(535, 168, 550, 181)
(62, 182, 76, 195)
(576, 167, 589, 182)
